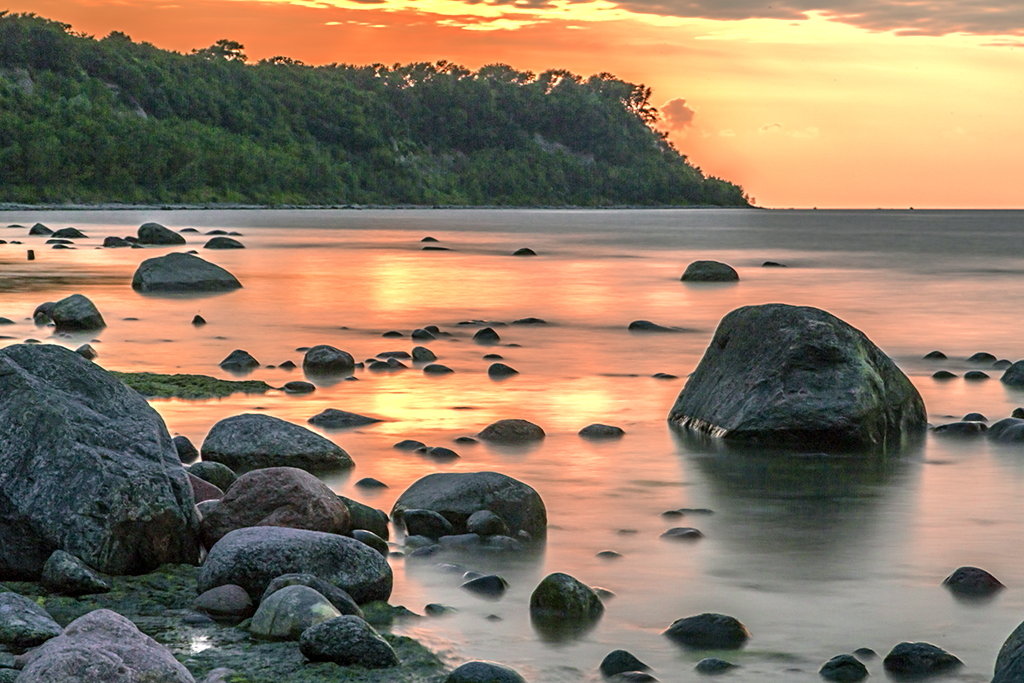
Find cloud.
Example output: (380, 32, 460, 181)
(661, 98, 695, 129)
(759, 123, 820, 138)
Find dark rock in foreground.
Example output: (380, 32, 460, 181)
(882, 641, 962, 677)
(300, 615, 399, 667)
(1001, 360, 1024, 386)
(249, 584, 340, 640)
(393, 471, 546, 539)
(132, 252, 241, 292)
(17, 609, 195, 682)
(668, 304, 926, 452)
(446, 660, 526, 683)
(198, 526, 392, 604)
(201, 413, 353, 473)
(0, 344, 199, 578)
(47, 293, 105, 332)
(681, 260, 739, 282)
(262, 573, 362, 617)
(0, 591, 62, 648)
(664, 613, 749, 649)
(40, 550, 111, 596)
(996, 619, 1024, 682)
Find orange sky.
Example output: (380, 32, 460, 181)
(7, 0, 1024, 208)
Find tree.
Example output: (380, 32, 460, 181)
(192, 39, 247, 63)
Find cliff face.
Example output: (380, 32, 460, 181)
(0, 13, 749, 207)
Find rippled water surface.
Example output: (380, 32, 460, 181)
(3, 208, 1024, 682)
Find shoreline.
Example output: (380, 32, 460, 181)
(0, 202, 755, 212)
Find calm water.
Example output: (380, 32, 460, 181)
(3, 208, 1024, 682)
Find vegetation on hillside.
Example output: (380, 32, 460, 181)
(0, 12, 748, 207)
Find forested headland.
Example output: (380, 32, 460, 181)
(0, 12, 749, 207)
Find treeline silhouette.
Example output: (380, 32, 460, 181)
(0, 13, 748, 206)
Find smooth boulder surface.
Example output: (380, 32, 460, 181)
(198, 526, 393, 604)
(219, 349, 259, 372)
(942, 566, 1004, 596)
(530, 572, 604, 623)
(0, 592, 62, 648)
(249, 585, 341, 640)
(445, 660, 527, 683)
(988, 418, 1024, 443)
(664, 613, 750, 649)
(188, 461, 237, 491)
(392, 471, 546, 539)
(131, 252, 241, 292)
(579, 423, 625, 439)
(262, 573, 362, 617)
(477, 419, 546, 444)
(299, 615, 399, 667)
(668, 304, 926, 452)
(137, 222, 186, 245)
(883, 642, 962, 677)
(201, 413, 353, 472)
(1001, 361, 1024, 386)
(819, 654, 869, 681)
(995, 619, 1024, 682)
(193, 584, 254, 620)
(48, 294, 106, 332)
(307, 408, 380, 429)
(601, 650, 651, 677)
(199, 466, 350, 547)
(17, 609, 195, 682)
(0, 344, 199, 578)
(204, 236, 245, 249)
(681, 260, 739, 282)
(303, 345, 355, 375)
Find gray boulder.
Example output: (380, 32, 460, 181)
(819, 654, 868, 681)
(988, 418, 1024, 443)
(392, 471, 546, 539)
(173, 435, 199, 463)
(402, 509, 453, 539)
(579, 423, 625, 439)
(138, 222, 186, 245)
(0, 592, 62, 648)
(193, 584, 254, 620)
(338, 495, 390, 540)
(201, 413, 353, 473)
(17, 609, 195, 682)
(52, 227, 86, 239)
(189, 461, 237, 491)
(680, 260, 739, 282)
(601, 650, 650, 678)
(996, 620, 1024, 682)
(303, 345, 354, 376)
(198, 526, 392, 604)
(47, 294, 105, 332)
(131, 253, 241, 292)
(1002, 361, 1024, 386)
(308, 408, 380, 429)
(0, 344, 199, 578)
(249, 585, 341, 640)
(219, 349, 259, 372)
(446, 661, 526, 683)
(299, 615, 399, 667)
(199, 467, 350, 547)
(942, 566, 1003, 596)
(262, 574, 362, 617)
(40, 550, 111, 596)
(204, 237, 244, 249)
(668, 304, 926, 452)
(883, 642, 962, 677)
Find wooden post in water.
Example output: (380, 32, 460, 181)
(26, 249, 34, 261)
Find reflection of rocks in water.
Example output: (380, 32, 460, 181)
(672, 430, 916, 572)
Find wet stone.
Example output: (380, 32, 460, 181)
(819, 654, 869, 682)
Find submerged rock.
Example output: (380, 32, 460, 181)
(579, 423, 625, 439)
(819, 654, 868, 681)
(131, 252, 241, 292)
(219, 349, 259, 372)
(138, 222, 186, 245)
(681, 260, 739, 282)
(204, 236, 245, 249)
(664, 613, 750, 649)
(47, 294, 105, 332)
(0, 344, 199, 578)
(600, 650, 651, 677)
(477, 418, 545, 444)
(530, 572, 604, 635)
(942, 566, 1004, 596)
(1001, 360, 1024, 386)
(882, 642, 962, 677)
(446, 661, 526, 683)
(201, 413, 353, 472)
(392, 471, 546, 539)
(17, 609, 195, 682)
(302, 345, 354, 376)
(668, 304, 926, 452)
(307, 408, 380, 429)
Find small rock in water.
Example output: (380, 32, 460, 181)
(412, 327, 436, 341)
(308, 408, 380, 428)
(608, 673, 658, 682)
(394, 439, 427, 451)
(425, 603, 457, 617)
(883, 642, 962, 677)
(962, 412, 987, 421)
(192, 314, 207, 325)
(600, 651, 651, 678)
(664, 613, 750, 649)
(597, 550, 622, 560)
(762, 261, 787, 267)
(968, 351, 997, 362)
(422, 245, 452, 251)
(530, 572, 604, 626)
(219, 349, 259, 372)
(173, 435, 199, 463)
(454, 436, 478, 444)
(852, 647, 877, 659)
(651, 372, 678, 380)
(204, 237, 245, 249)
(628, 320, 677, 332)
(512, 247, 536, 256)
(942, 566, 1004, 596)
(964, 370, 990, 380)
(488, 362, 519, 379)
(283, 381, 316, 394)
(445, 661, 526, 683)
(421, 236, 439, 242)
(681, 260, 739, 282)
(994, 359, 1013, 369)
(382, 330, 404, 338)
(411, 346, 437, 363)
(819, 654, 868, 681)
(424, 363, 454, 375)
(661, 527, 704, 540)
(922, 350, 947, 360)
(356, 477, 388, 489)
(1001, 361, 1024, 386)
(425, 446, 459, 461)
(932, 421, 987, 437)
(461, 575, 509, 599)
(695, 657, 738, 674)
(303, 344, 354, 375)
(512, 317, 547, 325)
(579, 423, 625, 439)
(474, 327, 501, 344)
(932, 370, 957, 379)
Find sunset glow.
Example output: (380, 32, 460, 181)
(10, 0, 1023, 208)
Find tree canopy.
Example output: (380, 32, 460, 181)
(0, 12, 748, 207)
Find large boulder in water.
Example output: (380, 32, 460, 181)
(199, 466, 350, 547)
(131, 252, 241, 292)
(17, 609, 195, 682)
(48, 294, 105, 332)
(0, 344, 199, 578)
(137, 222, 186, 245)
(668, 304, 926, 452)
(392, 471, 546, 540)
(198, 526, 392, 604)
(201, 413, 353, 473)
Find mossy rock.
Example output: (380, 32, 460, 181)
(113, 372, 272, 399)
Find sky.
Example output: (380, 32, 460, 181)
(8, 0, 1024, 208)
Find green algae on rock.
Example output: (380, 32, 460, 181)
(112, 372, 272, 399)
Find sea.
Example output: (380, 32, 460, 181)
(2, 207, 1023, 682)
